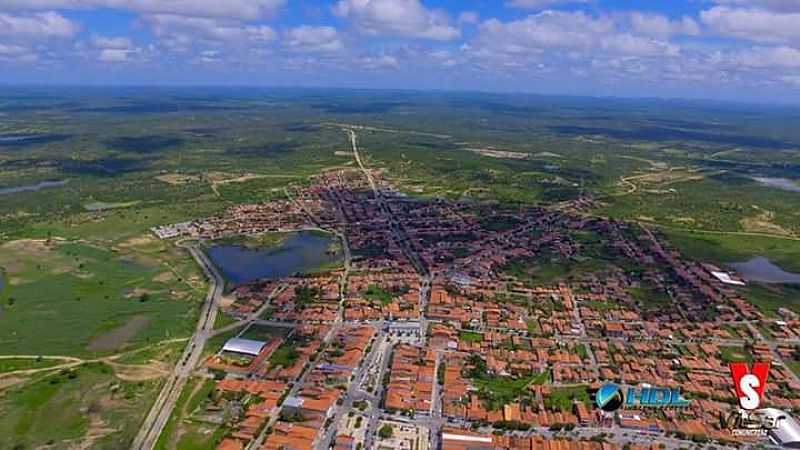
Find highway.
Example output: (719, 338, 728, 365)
(131, 245, 223, 450)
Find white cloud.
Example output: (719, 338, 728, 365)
(91, 35, 131, 49)
(360, 53, 399, 69)
(701, 6, 800, 44)
(197, 49, 221, 63)
(284, 25, 343, 53)
(601, 33, 680, 57)
(0, 42, 37, 61)
(628, 12, 700, 39)
(476, 11, 615, 53)
(97, 48, 130, 61)
(143, 14, 276, 50)
(458, 11, 479, 25)
(713, 0, 800, 13)
(0, 0, 286, 21)
(732, 45, 800, 68)
(0, 11, 79, 38)
(506, 0, 590, 10)
(89, 34, 148, 62)
(333, 0, 460, 41)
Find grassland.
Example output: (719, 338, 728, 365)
(0, 362, 161, 450)
(661, 229, 800, 273)
(544, 385, 590, 411)
(155, 377, 222, 450)
(459, 331, 483, 343)
(0, 238, 202, 356)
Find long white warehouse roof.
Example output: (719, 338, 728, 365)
(222, 338, 267, 356)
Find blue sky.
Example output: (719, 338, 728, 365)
(0, 0, 799, 102)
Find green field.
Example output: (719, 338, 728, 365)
(663, 230, 800, 273)
(544, 385, 590, 411)
(719, 346, 752, 363)
(0, 358, 62, 373)
(0, 362, 160, 450)
(459, 331, 483, 343)
(155, 377, 222, 450)
(0, 239, 202, 356)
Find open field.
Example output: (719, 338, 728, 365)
(0, 362, 162, 450)
(0, 238, 202, 357)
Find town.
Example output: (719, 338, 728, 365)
(149, 128, 800, 450)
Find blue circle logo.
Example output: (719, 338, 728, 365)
(596, 383, 624, 412)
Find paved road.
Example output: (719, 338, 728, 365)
(246, 321, 343, 450)
(315, 329, 388, 450)
(131, 245, 223, 450)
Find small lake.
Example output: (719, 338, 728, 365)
(729, 256, 800, 284)
(206, 232, 341, 285)
(753, 177, 800, 193)
(0, 180, 67, 196)
(0, 133, 71, 147)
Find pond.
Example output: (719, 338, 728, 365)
(206, 232, 341, 285)
(0, 133, 71, 147)
(753, 177, 800, 193)
(729, 256, 800, 284)
(0, 180, 67, 196)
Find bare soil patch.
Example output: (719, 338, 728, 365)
(110, 360, 170, 382)
(156, 173, 201, 185)
(466, 147, 529, 160)
(87, 315, 150, 352)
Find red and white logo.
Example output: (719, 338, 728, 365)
(730, 362, 770, 410)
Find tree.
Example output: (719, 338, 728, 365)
(378, 424, 393, 439)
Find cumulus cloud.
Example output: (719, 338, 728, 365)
(713, 0, 800, 13)
(506, 0, 590, 10)
(458, 11, 479, 25)
(284, 25, 344, 53)
(627, 12, 700, 39)
(333, 0, 460, 41)
(142, 14, 276, 50)
(701, 6, 800, 44)
(89, 34, 149, 62)
(0, 0, 286, 21)
(0, 42, 37, 62)
(732, 45, 800, 68)
(476, 11, 615, 53)
(359, 53, 399, 69)
(0, 11, 79, 38)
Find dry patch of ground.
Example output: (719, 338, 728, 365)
(156, 173, 202, 185)
(0, 239, 72, 277)
(87, 315, 151, 352)
(153, 271, 175, 283)
(616, 167, 717, 195)
(72, 395, 119, 450)
(532, 151, 564, 159)
(119, 234, 158, 248)
(466, 147, 529, 160)
(740, 208, 795, 237)
(109, 360, 170, 382)
(0, 376, 27, 390)
(671, 217, 696, 225)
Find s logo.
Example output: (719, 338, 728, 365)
(730, 362, 770, 410)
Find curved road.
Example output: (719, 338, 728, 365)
(131, 244, 223, 450)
